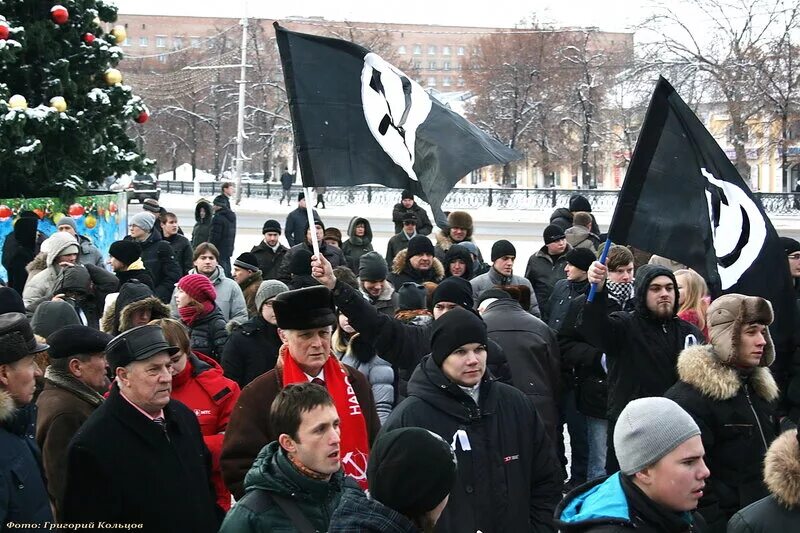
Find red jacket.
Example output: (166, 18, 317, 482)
(172, 351, 240, 511)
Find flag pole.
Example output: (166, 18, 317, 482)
(304, 186, 320, 258)
(587, 237, 612, 303)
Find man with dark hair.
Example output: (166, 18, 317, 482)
(62, 325, 222, 531)
(35, 325, 112, 518)
(251, 219, 288, 280)
(285, 193, 319, 247)
(0, 313, 52, 527)
(221, 285, 380, 499)
(565, 211, 600, 253)
(161, 211, 193, 275)
(471, 239, 540, 316)
(169, 242, 247, 324)
(220, 382, 358, 532)
(526, 224, 572, 315)
(124, 211, 181, 303)
(107, 239, 154, 290)
(210, 187, 237, 278)
(232, 252, 264, 318)
(391, 189, 432, 235)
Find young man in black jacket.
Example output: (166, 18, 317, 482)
(581, 261, 703, 473)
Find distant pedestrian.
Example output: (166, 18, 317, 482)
(315, 186, 327, 209)
(210, 183, 237, 277)
(192, 199, 213, 249)
(284, 192, 319, 247)
(279, 167, 293, 205)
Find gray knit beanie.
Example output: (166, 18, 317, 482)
(129, 212, 154, 232)
(614, 397, 700, 475)
(255, 280, 289, 311)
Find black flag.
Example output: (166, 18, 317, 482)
(274, 23, 522, 226)
(609, 77, 796, 354)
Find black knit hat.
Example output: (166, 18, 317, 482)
(432, 276, 474, 309)
(401, 212, 417, 224)
(289, 248, 313, 276)
(48, 325, 113, 359)
(358, 251, 388, 281)
(543, 224, 566, 244)
(273, 286, 337, 330)
(401, 189, 414, 200)
(565, 247, 596, 272)
(431, 306, 487, 366)
(397, 282, 427, 311)
(234, 252, 260, 272)
(0, 287, 25, 316)
(262, 219, 282, 234)
(780, 236, 800, 255)
(297, 192, 305, 202)
(109, 240, 141, 265)
(491, 239, 517, 262)
(368, 427, 457, 516)
(406, 235, 434, 258)
(569, 194, 592, 213)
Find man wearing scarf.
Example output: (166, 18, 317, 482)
(221, 285, 380, 499)
(35, 325, 112, 520)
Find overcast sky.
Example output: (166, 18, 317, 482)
(112, 0, 653, 32)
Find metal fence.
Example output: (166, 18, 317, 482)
(157, 180, 800, 215)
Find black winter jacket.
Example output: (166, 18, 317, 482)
(278, 241, 346, 284)
(284, 207, 319, 247)
(381, 356, 561, 533)
(547, 278, 589, 332)
(185, 305, 230, 361)
(125, 231, 181, 303)
(250, 240, 288, 281)
(525, 246, 571, 318)
(192, 200, 213, 248)
(481, 298, 562, 447)
(341, 217, 374, 272)
(165, 233, 194, 275)
(391, 202, 433, 235)
(115, 267, 155, 291)
(221, 315, 282, 388)
(210, 204, 237, 259)
(579, 265, 703, 421)
(0, 393, 53, 528)
(665, 345, 780, 532)
(62, 385, 221, 531)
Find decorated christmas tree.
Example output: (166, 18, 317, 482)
(0, 0, 152, 199)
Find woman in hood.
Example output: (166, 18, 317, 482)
(192, 199, 213, 248)
(175, 274, 229, 361)
(341, 217, 374, 272)
(22, 232, 80, 312)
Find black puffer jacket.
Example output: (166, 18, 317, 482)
(192, 200, 213, 248)
(125, 231, 181, 303)
(546, 278, 589, 332)
(341, 217, 374, 272)
(210, 202, 237, 259)
(381, 356, 561, 533)
(185, 305, 229, 362)
(165, 233, 193, 275)
(525, 245, 571, 317)
(221, 315, 282, 388)
(579, 265, 703, 421)
(665, 345, 780, 532)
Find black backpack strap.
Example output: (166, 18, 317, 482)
(236, 490, 317, 533)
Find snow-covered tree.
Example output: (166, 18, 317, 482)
(0, 0, 152, 198)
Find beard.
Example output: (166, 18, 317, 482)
(652, 300, 674, 319)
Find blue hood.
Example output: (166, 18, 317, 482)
(559, 473, 630, 525)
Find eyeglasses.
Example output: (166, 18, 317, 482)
(789, 253, 800, 261)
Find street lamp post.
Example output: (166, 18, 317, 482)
(591, 141, 600, 189)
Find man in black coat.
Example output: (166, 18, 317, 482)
(526, 225, 572, 318)
(387, 235, 444, 288)
(278, 219, 345, 284)
(210, 191, 237, 278)
(279, 168, 294, 205)
(62, 325, 222, 532)
(381, 307, 561, 532)
(391, 189, 433, 235)
(124, 212, 181, 303)
(2, 214, 41, 294)
(251, 219, 288, 281)
(284, 193, 319, 247)
(581, 261, 703, 473)
(161, 211, 194, 275)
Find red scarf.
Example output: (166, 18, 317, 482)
(178, 301, 214, 327)
(280, 346, 370, 489)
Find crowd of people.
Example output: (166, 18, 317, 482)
(1, 184, 800, 532)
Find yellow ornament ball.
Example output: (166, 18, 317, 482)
(52, 212, 65, 225)
(50, 96, 67, 113)
(104, 68, 122, 85)
(110, 25, 127, 43)
(84, 214, 97, 229)
(8, 94, 27, 110)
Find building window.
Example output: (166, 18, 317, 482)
(190, 37, 201, 48)
(173, 37, 183, 49)
(156, 35, 166, 48)
(456, 62, 462, 71)
(139, 36, 148, 47)
(428, 45, 436, 55)
(413, 61, 421, 69)
(442, 76, 451, 87)
(158, 54, 167, 63)
(443, 61, 450, 71)
(398, 45, 406, 54)
(428, 61, 437, 70)
(427, 77, 436, 86)
(413, 44, 422, 55)
(457, 46, 465, 56)
(442, 46, 451, 55)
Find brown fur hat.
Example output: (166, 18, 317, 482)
(707, 294, 774, 366)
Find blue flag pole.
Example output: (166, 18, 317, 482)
(587, 237, 612, 303)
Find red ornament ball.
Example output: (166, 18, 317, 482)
(82, 32, 95, 45)
(135, 110, 149, 124)
(0, 21, 9, 40)
(50, 5, 69, 25)
(108, 201, 117, 214)
(0, 205, 11, 220)
(68, 203, 85, 217)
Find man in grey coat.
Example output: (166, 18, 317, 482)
(471, 240, 539, 317)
